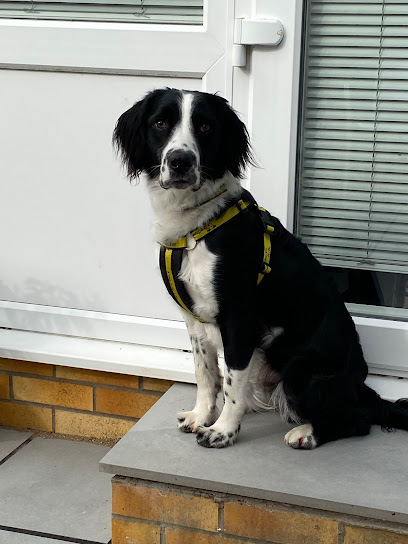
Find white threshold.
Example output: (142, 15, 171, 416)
(0, 328, 406, 402)
(0, 328, 195, 383)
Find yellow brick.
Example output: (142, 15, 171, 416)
(344, 525, 408, 544)
(55, 410, 134, 440)
(0, 358, 53, 376)
(55, 366, 140, 389)
(0, 401, 52, 431)
(112, 518, 160, 544)
(166, 527, 248, 544)
(224, 502, 338, 544)
(0, 375, 9, 399)
(143, 377, 174, 392)
(113, 481, 218, 532)
(13, 376, 93, 410)
(96, 388, 159, 418)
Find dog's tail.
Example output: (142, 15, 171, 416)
(364, 384, 408, 431)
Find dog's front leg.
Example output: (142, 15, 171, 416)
(196, 321, 256, 448)
(177, 324, 222, 433)
(196, 360, 254, 448)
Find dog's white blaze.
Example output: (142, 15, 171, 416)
(172, 92, 197, 151)
(160, 92, 200, 186)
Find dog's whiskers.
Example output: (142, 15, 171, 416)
(145, 164, 161, 176)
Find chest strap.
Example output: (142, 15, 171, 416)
(159, 200, 275, 322)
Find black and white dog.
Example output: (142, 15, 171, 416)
(114, 88, 408, 449)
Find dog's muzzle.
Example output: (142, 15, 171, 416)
(160, 149, 199, 189)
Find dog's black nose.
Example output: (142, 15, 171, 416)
(167, 149, 196, 175)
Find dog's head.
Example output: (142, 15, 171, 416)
(113, 88, 253, 191)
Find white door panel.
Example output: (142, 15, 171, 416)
(0, 70, 198, 319)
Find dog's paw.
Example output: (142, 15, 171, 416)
(196, 424, 241, 448)
(284, 424, 317, 450)
(177, 408, 219, 434)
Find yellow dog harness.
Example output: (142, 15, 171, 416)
(159, 192, 276, 323)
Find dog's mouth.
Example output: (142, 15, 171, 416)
(159, 176, 201, 191)
(163, 180, 193, 190)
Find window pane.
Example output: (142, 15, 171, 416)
(0, 1, 204, 24)
(297, 0, 408, 320)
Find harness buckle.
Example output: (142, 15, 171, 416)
(236, 199, 250, 213)
(258, 207, 276, 235)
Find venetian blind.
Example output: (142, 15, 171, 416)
(298, 0, 408, 274)
(0, 0, 203, 24)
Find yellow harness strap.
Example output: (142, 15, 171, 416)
(163, 247, 207, 323)
(257, 206, 274, 285)
(159, 199, 275, 322)
(163, 199, 251, 249)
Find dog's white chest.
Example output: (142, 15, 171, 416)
(179, 236, 218, 321)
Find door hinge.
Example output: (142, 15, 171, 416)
(233, 18, 284, 67)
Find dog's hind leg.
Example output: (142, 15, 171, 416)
(282, 357, 372, 449)
(177, 322, 222, 433)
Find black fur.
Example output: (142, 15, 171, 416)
(114, 88, 408, 448)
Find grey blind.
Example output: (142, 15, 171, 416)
(0, 0, 203, 24)
(298, 0, 408, 274)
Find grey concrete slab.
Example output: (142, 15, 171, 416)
(0, 429, 33, 462)
(0, 530, 65, 544)
(0, 437, 112, 543)
(101, 383, 408, 524)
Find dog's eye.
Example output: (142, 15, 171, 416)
(199, 124, 211, 133)
(155, 120, 168, 130)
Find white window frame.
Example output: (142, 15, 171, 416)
(0, 15, 219, 78)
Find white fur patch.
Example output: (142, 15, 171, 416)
(261, 327, 284, 349)
(270, 382, 303, 425)
(147, 172, 242, 245)
(179, 239, 218, 322)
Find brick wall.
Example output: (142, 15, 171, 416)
(112, 477, 408, 544)
(0, 358, 173, 441)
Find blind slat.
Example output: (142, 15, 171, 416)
(301, 216, 408, 234)
(0, 0, 203, 24)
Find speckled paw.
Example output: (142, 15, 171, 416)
(177, 409, 219, 434)
(196, 424, 240, 448)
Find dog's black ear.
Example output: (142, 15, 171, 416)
(216, 96, 255, 178)
(113, 98, 147, 180)
(113, 89, 165, 180)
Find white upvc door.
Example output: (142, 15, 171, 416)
(0, 2, 237, 379)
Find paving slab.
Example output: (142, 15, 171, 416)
(0, 429, 33, 462)
(101, 383, 408, 524)
(0, 530, 67, 544)
(0, 437, 112, 543)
